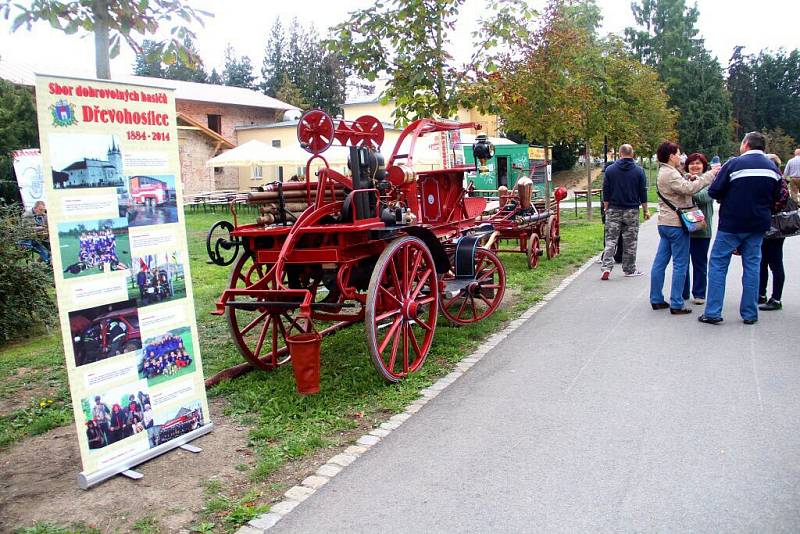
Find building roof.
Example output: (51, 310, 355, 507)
(115, 75, 299, 111)
(0, 56, 298, 111)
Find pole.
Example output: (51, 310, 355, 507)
(585, 142, 592, 220)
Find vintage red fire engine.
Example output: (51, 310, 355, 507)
(206, 110, 507, 386)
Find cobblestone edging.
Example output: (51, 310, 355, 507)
(236, 253, 601, 533)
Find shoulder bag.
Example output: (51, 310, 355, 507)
(766, 197, 800, 238)
(656, 186, 707, 234)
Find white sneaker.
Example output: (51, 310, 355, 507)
(624, 270, 645, 277)
(692, 297, 705, 304)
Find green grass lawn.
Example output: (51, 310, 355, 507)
(3, 206, 603, 531)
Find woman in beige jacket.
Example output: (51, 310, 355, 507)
(649, 141, 718, 313)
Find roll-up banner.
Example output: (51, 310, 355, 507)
(34, 74, 212, 489)
(12, 148, 45, 211)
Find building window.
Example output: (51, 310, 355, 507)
(207, 114, 222, 134)
(271, 140, 281, 148)
(253, 166, 263, 179)
(214, 167, 223, 175)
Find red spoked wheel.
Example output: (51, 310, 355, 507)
(440, 247, 506, 325)
(351, 115, 385, 150)
(545, 215, 560, 259)
(226, 254, 308, 371)
(297, 110, 335, 154)
(527, 234, 540, 269)
(366, 237, 439, 382)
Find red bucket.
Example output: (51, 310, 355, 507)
(286, 333, 321, 395)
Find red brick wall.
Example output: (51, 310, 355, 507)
(176, 101, 283, 194)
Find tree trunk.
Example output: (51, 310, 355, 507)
(543, 140, 551, 212)
(93, 0, 111, 79)
(434, 10, 446, 118)
(585, 143, 592, 220)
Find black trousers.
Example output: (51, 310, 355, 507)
(759, 238, 785, 301)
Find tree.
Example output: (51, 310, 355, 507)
(625, 0, 731, 155)
(261, 18, 287, 97)
(133, 36, 207, 83)
(275, 73, 309, 110)
(0, 79, 38, 204)
(328, 0, 535, 125)
(750, 49, 800, 143)
(761, 127, 797, 164)
(221, 45, 256, 89)
(262, 18, 348, 115)
(208, 68, 223, 85)
(133, 40, 165, 78)
(1, 0, 210, 79)
(164, 36, 207, 83)
(727, 46, 756, 141)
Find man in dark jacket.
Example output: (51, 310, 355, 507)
(699, 132, 785, 325)
(600, 144, 650, 279)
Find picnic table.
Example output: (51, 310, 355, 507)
(572, 188, 602, 216)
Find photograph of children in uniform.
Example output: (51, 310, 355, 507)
(57, 217, 130, 278)
(68, 298, 141, 367)
(137, 326, 195, 386)
(81, 383, 151, 450)
(49, 133, 124, 190)
(127, 252, 187, 307)
(124, 174, 178, 227)
(148, 400, 204, 449)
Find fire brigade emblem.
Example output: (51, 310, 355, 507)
(50, 99, 77, 127)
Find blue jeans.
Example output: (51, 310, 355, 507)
(683, 237, 711, 300)
(19, 239, 50, 263)
(704, 231, 764, 321)
(650, 225, 690, 309)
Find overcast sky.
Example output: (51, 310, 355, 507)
(1, 0, 798, 84)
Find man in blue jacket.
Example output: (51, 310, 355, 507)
(699, 132, 784, 325)
(600, 144, 650, 279)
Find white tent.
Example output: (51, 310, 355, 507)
(206, 140, 351, 168)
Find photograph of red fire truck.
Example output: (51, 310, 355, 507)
(124, 174, 178, 227)
(130, 175, 170, 206)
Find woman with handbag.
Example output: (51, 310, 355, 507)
(650, 142, 718, 314)
(681, 153, 715, 305)
(758, 153, 790, 311)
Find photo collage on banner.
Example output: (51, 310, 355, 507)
(35, 75, 211, 487)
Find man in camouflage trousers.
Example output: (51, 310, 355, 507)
(600, 144, 651, 279)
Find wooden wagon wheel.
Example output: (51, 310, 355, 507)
(226, 253, 312, 371)
(527, 234, 541, 269)
(440, 247, 506, 325)
(544, 215, 560, 259)
(297, 110, 335, 154)
(365, 237, 439, 382)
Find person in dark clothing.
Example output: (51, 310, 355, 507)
(600, 144, 651, 279)
(758, 153, 790, 311)
(700, 132, 786, 325)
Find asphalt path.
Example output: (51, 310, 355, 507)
(272, 218, 800, 533)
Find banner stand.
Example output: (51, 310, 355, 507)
(35, 74, 213, 490)
(78, 423, 213, 490)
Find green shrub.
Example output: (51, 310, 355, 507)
(0, 204, 55, 342)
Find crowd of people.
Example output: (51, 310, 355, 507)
(78, 228, 125, 269)
(86, 391, 152, 449)
(139, 333, 192, 380)
(601, 133, 796, 324)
